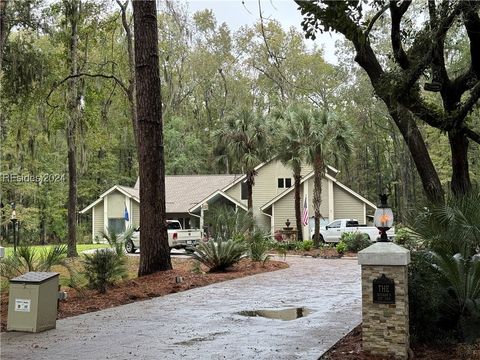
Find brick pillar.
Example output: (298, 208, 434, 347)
(358, 242, 411, 360)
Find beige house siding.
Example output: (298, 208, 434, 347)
(93, 202, 104, 239)
(106, 191, 125, 218)
(333, 185, 365, 223)
(250, 159, 317, 231)
(273, 190, 296, 232)
(252, 160, 285, 230)
(224, 182, 246, 205)
(306, 177, 329, 219)
(131, 201, 140, 227)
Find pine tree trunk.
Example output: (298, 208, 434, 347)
(133, 0, 172, 276)
(65, 0, 79, 258)
(293, 169, 302, 241)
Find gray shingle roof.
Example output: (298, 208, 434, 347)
(121, 175, 241, 213)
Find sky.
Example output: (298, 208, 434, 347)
(185, 0, 340, 64)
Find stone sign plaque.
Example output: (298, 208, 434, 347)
(373, 274, 395, 304)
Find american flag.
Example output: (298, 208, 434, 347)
(302, 196, 308, 226)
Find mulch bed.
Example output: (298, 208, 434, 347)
(0, 258, 288, 332)
(320, 324, 480, 360)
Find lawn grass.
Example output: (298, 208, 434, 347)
(1, 243, 108, 258)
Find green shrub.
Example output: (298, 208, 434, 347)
(245, 229, 271, 262)
(432, 250, 480, 342)
(409, 251, 455, 344)
(82, 227, 129, 293)
(408, 250, 480, 344)
(0, 245, 77, 284)
(82, 249, 128, 293)
(296, 240, 314, 251)
(335, 241, 347, 254)
(204, 205, 255, 241)
(407, 188, 480, 256)
(340, 232, 370, 252)
(406, 189, 480, 343)
(192, 239, 246, 272)
(394, 227, 418, 250)
(100, 227, 133, 257)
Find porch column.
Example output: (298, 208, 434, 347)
(103, 196, 108, 232)
(328, 179, 334, 221)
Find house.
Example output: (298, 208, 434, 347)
(79, 175, 243, 240)
(80, 159, 376, 240)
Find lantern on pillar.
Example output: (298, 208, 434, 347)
(373, 194, 393, 242)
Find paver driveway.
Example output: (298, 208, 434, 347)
(0, 257, 361, 360)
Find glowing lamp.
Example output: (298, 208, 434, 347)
(373, 194, 393, 242)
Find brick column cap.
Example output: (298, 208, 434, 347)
(358, 242, 410, 266)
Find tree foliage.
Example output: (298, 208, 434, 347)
(296, 0, 480, 200)
(1, 0, 478, 248)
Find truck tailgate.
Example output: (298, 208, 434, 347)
(170, 229, 202, 247)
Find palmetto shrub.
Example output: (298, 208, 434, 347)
(82, 227, 128, 293)
(245, 229, 271, 262)
(408, 251, 452, 344)
(204, 205, 255, 241)
(407, 188, 480, 343)
(408, 189, 480, 257)
(0, 245, 78, 287)
(82, 249, 128, 293)
(192, 239, 246, 272)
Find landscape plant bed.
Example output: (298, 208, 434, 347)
(0, 257, 288, 332)
(320, 325, 480, 360)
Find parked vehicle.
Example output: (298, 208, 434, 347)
(310, 218, 395, 243)
(124, 220, 202, 253)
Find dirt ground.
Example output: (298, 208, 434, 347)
(320, 325, 480, 360)
(0, 257, 288, 332)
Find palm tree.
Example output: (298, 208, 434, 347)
(274, 108, 310, 240)
(307, 109, 352, 248)
(214, 109, 269, 210)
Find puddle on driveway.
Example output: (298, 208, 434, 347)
(237, 307, 311, 321)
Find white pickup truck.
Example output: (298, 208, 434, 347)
(124, 220, 202, 253)
(310, 219, 395, 243)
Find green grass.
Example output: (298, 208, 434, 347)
(1, 243, 108, 258)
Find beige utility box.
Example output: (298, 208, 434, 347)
(7, 272, 59, 333)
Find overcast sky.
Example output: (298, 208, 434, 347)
(185, 0, 339, 63)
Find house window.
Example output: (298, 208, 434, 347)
(241, 182, 249, 200)
(108, 218, 126, 234)
(278, 178, 292, 188)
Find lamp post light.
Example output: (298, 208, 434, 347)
(373, 194, 394, 242)
(11, 202, 18, 254)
